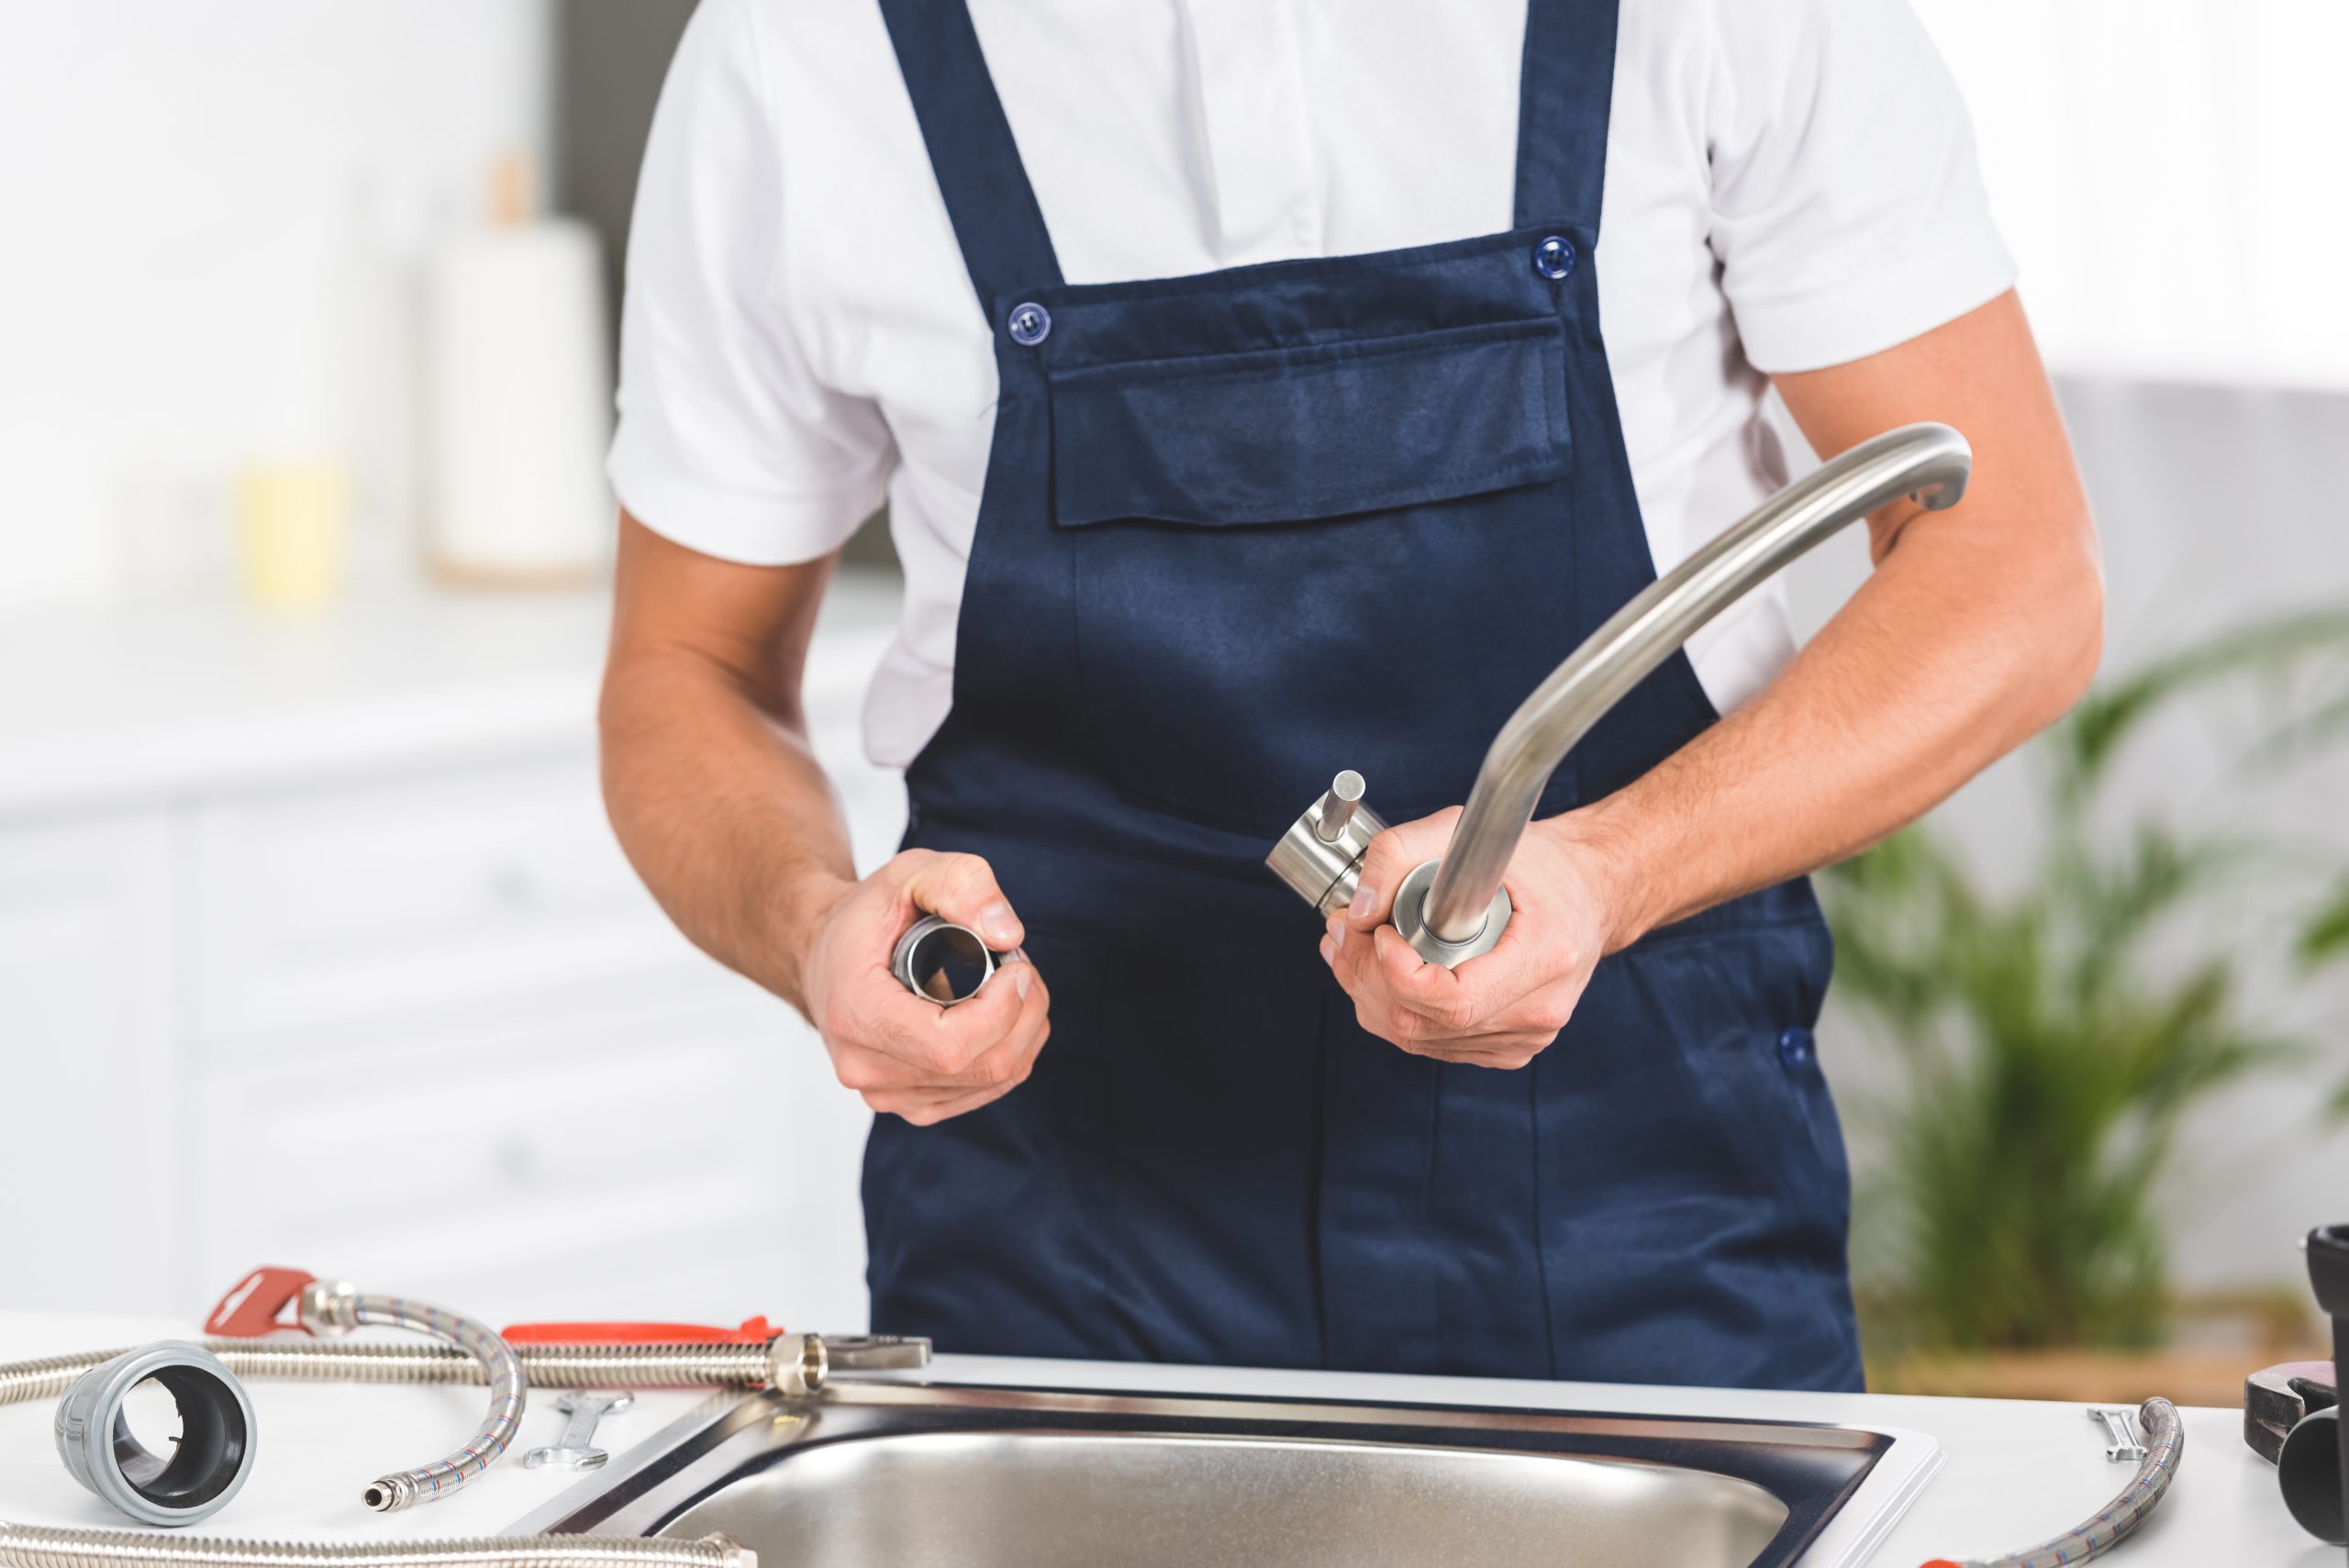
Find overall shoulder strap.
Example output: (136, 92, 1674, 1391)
(1512, 0, 1622, 231)
(876, 0, 1064, 315)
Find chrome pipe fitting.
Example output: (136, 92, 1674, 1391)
(1390, 859, 1512, 966)
(360, 1473, 420, 1515)
(891, 916, 1021, 1006)
(766, 1334, 827, 1399)
(1270, 424, 1973, 965)
(297, 1279, 361, 1335)
(765, 1333, 932, 1400)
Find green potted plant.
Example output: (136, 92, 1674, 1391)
(1823, 608, 2349, 1399)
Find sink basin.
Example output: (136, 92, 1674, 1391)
(518, 1379, 1916, 1568)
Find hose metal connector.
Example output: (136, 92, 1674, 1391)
(297, 1281, 361, 1336)
(765, 1335, 827, 1399)
(763, 1334, 931, 1399)
(359, 1473, 418, 1515)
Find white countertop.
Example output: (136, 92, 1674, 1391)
(0, 1312, 2324, 1565)
(0, 573, 904, 819)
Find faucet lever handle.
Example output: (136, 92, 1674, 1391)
(1313, 770, 1366, 844)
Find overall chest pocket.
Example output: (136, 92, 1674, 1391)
(1048, 317, 1574, 834)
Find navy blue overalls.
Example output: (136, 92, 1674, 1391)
(866, 0, 1863, 1392)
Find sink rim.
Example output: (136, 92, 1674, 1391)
(511, 1375, 1909, 1568)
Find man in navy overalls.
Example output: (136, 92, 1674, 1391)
(601, 0, 2101, 1391)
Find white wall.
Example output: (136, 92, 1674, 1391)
(0, 1, 553, 610)
(1911, 0, 2349, 392)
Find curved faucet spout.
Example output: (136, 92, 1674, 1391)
(1418, 421, 1972, 948)
(1267, 421, 1974, 962)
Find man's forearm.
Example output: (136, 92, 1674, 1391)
(600, 649, 855, 1008)
(599, 524, 854, 1012)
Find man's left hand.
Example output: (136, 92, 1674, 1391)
(1320, 807, 1632, 1069)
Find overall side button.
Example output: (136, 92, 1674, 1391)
(1008, 301, 1052, 346)
(1532, 236, 1575, 281)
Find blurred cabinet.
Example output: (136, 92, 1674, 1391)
(0, 814, 178, 1309)
(0, 584, 901, 1331)
(188, 758, 696, 1040)
(189, 841, 875, 1335)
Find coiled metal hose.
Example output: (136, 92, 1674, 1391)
(1929, 1397, 2184, 1568)
(0, 1524, 753, 1568)
(2, 1342, 771, 1409)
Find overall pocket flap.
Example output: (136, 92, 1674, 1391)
(1049, 318, 1570, 528)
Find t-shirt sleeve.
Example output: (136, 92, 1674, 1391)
(607, 0, 891, 565)
(1705, 0, 2017, 373)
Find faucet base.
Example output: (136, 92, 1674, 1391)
(1268, 771, 1389, 914)
(1392, 859, 1512, 968)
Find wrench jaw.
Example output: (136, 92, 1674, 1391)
(523, 1391, 634, 1471)
(523, 1445, 611, 1473)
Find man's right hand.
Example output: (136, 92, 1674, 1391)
(796, 849, 1052, 1126)
(600, 522, 1051, 1127)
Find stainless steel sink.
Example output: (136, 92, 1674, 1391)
(518, 1378, 1900, 1568)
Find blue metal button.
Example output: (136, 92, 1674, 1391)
(1776, 1026, 1815, 1070)
(1008, 302, 1051, 346)
(1532, 236, 1575, 281)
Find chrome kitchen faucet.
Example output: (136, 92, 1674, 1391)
(1269, 422, 1974, 965)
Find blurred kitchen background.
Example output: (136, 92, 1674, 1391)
(1, 1, 2344, 1406)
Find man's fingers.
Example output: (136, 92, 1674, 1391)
(1341, 807, 1462, 930)
(947, 1010, 1051, 1095)
(861, 988, 1050, 1121)
(892, 957, 1041, 1073)
(1377, 917, 1559, 1021)
(926, 972, 1051, 1089)
(865, 1077, 1022, 1126)
(1408, 1040, 1552, 1070)
(863, 956, 1048, 1075)
(896, 850, 1024, 951)
(831, 1040, 955, 1095)
(1319, 811, 1609, 1070)
(1362, 923, 1499, 1033)
(1324, 917, 1577, 1052)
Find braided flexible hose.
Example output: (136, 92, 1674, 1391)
(2, 1342, 772, 1410)
(324, 1296, 526, 1515)
(0, 1524, 754, 1568)
(1927, 1397, 2184, 1568)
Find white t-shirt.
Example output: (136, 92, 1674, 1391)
(612, 0, 2013, 769)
